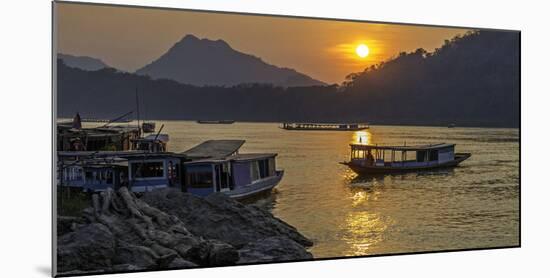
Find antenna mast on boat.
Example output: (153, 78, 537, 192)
(135, 88, 141, 134)
(154, 124, 165, 141)
(100, 111, 134, 128)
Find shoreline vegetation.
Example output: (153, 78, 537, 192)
(57, 30, 519, 128)
(56, 187, 313, 275)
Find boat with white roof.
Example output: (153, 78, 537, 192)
(341, 143, 471, 174)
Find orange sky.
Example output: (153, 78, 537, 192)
(55, 2, 469, 84)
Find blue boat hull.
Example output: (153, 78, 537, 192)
(224, 170, 284, 201)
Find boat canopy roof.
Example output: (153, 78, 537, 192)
(183, 140, 245, 159)
(230, 153, 277, 161)
(349, 143, 455, 151)
(58, 151, 187, 160)
(184, 153, 277, 165)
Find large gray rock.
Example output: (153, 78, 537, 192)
(57, 216, 83, 236)
(112, 243, 158, 269)
(57, 188, 239, 275)
(57, 223, 115, 272)
(199, 240, 240, 266)
(57, 188, 313, 275)
(238, 236, 314, 264)
(141, 190, 313, 248)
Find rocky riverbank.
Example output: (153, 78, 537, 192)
(56, 188, 313, 275)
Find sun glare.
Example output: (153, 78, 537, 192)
(356, 44, 369, 58)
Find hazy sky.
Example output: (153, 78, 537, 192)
(55, 2, 468, 84)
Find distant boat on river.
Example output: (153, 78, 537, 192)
(281, 122, 369, 131)
(197, 120, 235, 124)
(341, 143, 471, 174)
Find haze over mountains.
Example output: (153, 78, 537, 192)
(135, 35, 326, 87)
(57, 31, 519, 127)
(57, 54, 109, 71)
(58, 35, 326, 87)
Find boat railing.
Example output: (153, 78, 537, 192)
(350, 142, 442, 148)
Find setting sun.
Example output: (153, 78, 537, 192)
(356, 44, 369, 58)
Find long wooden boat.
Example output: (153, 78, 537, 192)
(196, 120, 235, 124)
(281, 122, 369, 131)
(341, 143, 471, 175)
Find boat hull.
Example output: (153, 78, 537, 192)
(342, 153, 471, 175)
(224, 170, 284, 201)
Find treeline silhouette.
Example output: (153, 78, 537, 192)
(57, 30, 519, 127)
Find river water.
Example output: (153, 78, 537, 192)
(141, 121, 520, 258)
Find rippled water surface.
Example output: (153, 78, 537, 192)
(147, 121, 520, 258)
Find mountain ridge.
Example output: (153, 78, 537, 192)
(58, 53, 109, 71)
(135, 34, 326, 87)
(56, 31, 519, 128)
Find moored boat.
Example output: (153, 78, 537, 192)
(341, 143, 471, 175)
(182, 140, 283, 200)
(58, 140, 284, 200)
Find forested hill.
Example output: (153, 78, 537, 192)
(342, 30, 520, 127)
(57, 30, 519, 127)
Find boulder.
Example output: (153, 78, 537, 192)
(141, 190, 313, 248)
(200, 240, 240, 266)
(57, 216, 84, 236)
(112, 243, 158, 269)
(57, 188, 235, 274)
(238, 236, 314, 264)
(57, 187, 313, 275)
(57, 223, 115, 272)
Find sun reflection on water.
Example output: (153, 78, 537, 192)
(350, 191, 367, 207)
(342, 211, 392, 256)
(352, 130, 372, 145)
(343, 181, 393, 256)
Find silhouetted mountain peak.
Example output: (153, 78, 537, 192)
(181, 34, 199, 42)
(174, 34, 232, 51)
(136, 34, 326, 87)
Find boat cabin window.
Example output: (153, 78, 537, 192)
(133, 141, 166, 152)
(258, 159, 270, 178)
(268, 158, 276, 176)
(186, 164, 213, 188)
(64, 167, 83, 181)
(132, 162, 164, 178)
(213, 163, 232, 192)
(250, 158, 274, 182)
(167, 161, 180, 186)
(250, 162, 260, 182)
(216, 162, 232, 191)
(429, 150, 438, 161)
(83, 169, 114, 184)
